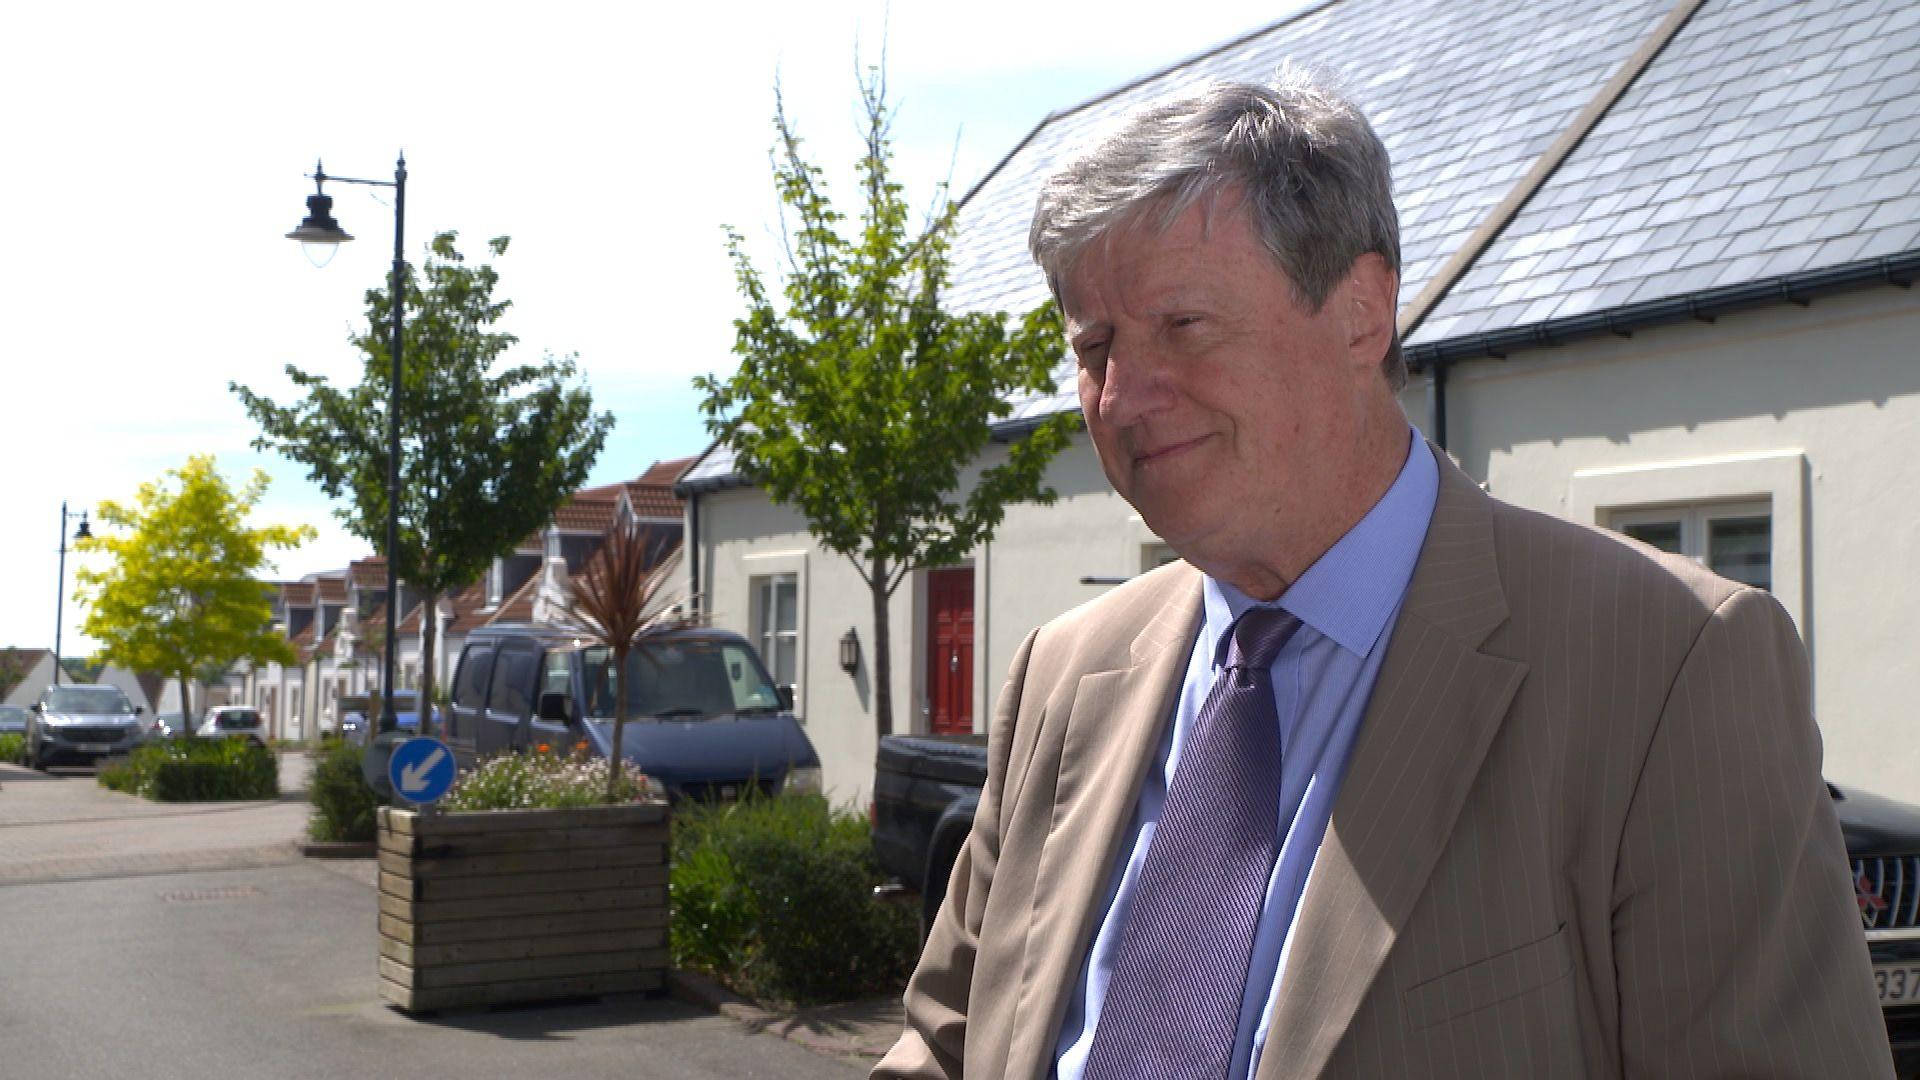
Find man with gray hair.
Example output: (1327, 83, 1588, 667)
(876, 72, 1888, 1079)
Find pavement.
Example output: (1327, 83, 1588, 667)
(0, 750, 904, 1071)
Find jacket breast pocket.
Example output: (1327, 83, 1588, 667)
(1403, 922, 1574, 1030)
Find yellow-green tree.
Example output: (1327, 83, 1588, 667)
(75, 456, 316, 725)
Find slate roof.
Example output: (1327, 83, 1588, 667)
(1416, 0, 1920, 344)
(683, 0, 1920, 490)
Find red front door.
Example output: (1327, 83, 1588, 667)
(926, 567, 974, 735)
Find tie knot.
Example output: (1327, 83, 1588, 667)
(1225, 606, 1300, 672)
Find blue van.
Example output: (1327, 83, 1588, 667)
(444, 623, 820, 800)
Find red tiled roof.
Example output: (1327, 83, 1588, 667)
(622, 482, 683, 522)
(313, 574, 348, 603)
(288, 622, 316, 660)
(348, 557, 389, 590)
(552, 498, 617, 533)
(488, 572, 540, 626)
(445, 580, 496, 635)
(280, 582, 316, 606)
(638, 457, 696, 485)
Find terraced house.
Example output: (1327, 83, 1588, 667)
(232, 459, 690, 740)
(678, 0, 1920, 804)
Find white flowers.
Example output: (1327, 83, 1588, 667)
(442, 750, 651, 811)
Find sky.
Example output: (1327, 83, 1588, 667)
(2, 0, 1309, 656)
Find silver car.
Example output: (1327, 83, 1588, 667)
(197, 706, 266, 746)
(27, 684, 148, 769)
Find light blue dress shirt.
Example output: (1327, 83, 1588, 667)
(1054, 429, 1438, 1080)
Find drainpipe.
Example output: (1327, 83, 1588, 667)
(1432, 357, 1450, 452)
(687, 491, 701, 618)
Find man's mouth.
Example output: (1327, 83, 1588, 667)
(1132, 435, 1208, 468)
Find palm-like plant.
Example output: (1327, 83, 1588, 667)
(554, 521, 689, 800)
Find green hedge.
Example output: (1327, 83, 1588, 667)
(671, 792, 918, 1006)
(306, 740, 382, 843)
(0, 733, 23, 765)
(98, 738, 277, 801)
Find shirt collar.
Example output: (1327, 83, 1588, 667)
(1203, 427, 1439, 663)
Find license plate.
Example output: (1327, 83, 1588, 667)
(78, 743, 112, 754)
(1876, 963, 1920, 1004)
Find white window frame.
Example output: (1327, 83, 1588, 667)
(1141, 543, 1183, 574)
(1568, 449, 1806, 639)
(755, 573, 799, 695)
(1609, 500, 1773, 589)
(743, 551, 808, 719)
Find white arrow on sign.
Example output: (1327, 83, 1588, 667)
(399, 746, 448, 795)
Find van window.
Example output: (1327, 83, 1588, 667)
(488, 648, 537, 718)
(581, 639, 783, 719)
(453, 647, 494, 709)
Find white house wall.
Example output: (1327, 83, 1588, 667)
(1406, 287, 1920, 801)
(695, 432, 1154, 806)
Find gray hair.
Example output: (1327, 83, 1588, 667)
(1029, 68, 1405, 389)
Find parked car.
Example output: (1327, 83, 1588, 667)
(197, 705, 266, 746)
(25, 683, 148, 769)
(336, 692, 440, 744)
(445, 623, 821, 801)
(872, 733, 1920, 1075)
(0, 703, 28, 736)
(152, 712, 188, 738)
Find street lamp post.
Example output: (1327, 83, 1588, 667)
(53, 502, 91, 686)
(286, 155, 407, 737)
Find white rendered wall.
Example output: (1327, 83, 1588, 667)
(1402, 286, 1920, 801)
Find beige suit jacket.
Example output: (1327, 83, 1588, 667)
(876, 447, 1891, 1079)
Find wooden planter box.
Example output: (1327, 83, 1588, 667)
(375, 802, 670, 1012)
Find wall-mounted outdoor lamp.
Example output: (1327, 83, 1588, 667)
(839, 627, 860, 674)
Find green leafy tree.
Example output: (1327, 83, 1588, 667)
(233, 232, 614, 725)
(73, 456, 315, 724)
(694, 70, 1074, 739)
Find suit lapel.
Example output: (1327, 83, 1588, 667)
(1258, 448, 1528, 1079)
(1004, 569, 1202, 1080)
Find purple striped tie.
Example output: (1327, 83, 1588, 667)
(1084, 605, 1300, 1080)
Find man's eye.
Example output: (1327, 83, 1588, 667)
(1170, 314, 1203, 330)
(1075, 341, 1109, 370)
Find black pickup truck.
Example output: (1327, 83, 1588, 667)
(872, 732, 1920, 1076)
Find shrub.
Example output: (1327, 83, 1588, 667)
(671, 792, 918, 1005)
(99, 738, 278, 801)
(0, 733, 24, 765)
(306, 740, 382, 843)
(441, 750, 650, 811)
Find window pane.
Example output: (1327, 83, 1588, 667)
(1621, 520, 1683, 553)
(1708, 515, 1771, 590)
(453, 648, 494, 708)
(487, 649, 536, 717)
(773, 636, 796, 688)
(775, 578, 797, 629)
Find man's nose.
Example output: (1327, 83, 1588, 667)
(1094, 343, 1172, 428)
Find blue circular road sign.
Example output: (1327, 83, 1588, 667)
(387, 736, 457, 805)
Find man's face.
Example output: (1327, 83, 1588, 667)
(1060, 190, 1397, 589)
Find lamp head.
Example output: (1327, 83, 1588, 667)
(286, 191, 354, 268)
(73, 518, 91, 541)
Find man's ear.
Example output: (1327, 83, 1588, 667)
(1344, 253, 1399, 370)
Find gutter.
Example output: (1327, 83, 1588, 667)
(1406, 251, 1920, 372)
